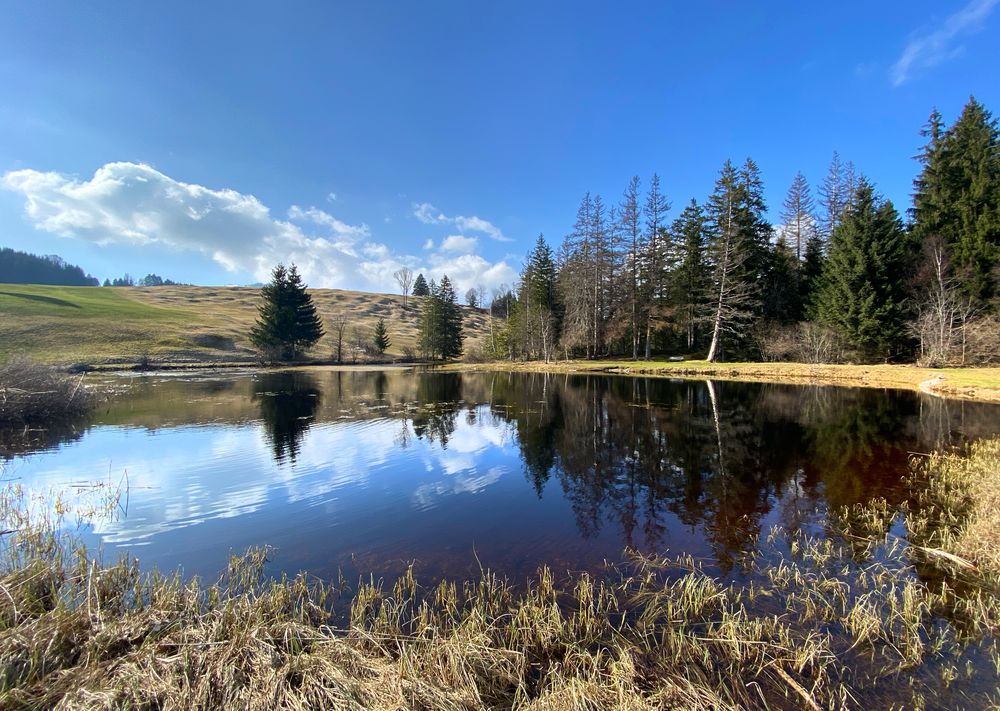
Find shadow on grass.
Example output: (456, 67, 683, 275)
(0, 291, 82, 308)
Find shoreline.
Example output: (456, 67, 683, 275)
(53, 357, 1000, 403)
(450, 360, 1000, 403)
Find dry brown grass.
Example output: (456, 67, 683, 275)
(908, 437, 1000, 573)
(0, 359, 94, 423)
(0, 284, 492, 366)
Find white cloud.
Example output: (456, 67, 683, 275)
(2, 161, 516, 294)
(326, 192, 337, 202)
(288, 205, 369, 241)
(890, 0, 998, 86)
(412, 201, 512, 242)
(440, 234, 478, 253)
(423, 238, 435, 250)
(425, 253, 515, 292)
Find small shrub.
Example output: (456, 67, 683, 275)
(756, 322, 848, 364)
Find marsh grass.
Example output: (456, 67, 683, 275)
(0, 359, 94, 423)
(2, 440, 1000, 709)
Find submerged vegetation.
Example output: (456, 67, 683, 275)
(1, 438, 999, 709)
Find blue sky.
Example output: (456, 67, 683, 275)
(1, 1, 997, 293)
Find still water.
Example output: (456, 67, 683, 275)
(3, 368, 999, 584)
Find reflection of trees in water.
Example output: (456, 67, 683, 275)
(251, 372, 321, 464)
(484, 374, 982, 572)
(0, 419, 89, 459)
(410, 373, 463, 448)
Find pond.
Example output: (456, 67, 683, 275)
(2, 368, 999, 587)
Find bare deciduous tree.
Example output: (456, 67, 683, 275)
(912, 236, 975, 366)
(331, 313, 349, 364)
(394, 267, 414, 308)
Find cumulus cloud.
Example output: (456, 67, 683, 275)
(890, 0, 998, 86)
(412, 201, 512, 242)
(2, 161, 515, 293)
(439, 234, 478, 253)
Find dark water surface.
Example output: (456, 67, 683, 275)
(3, 368, 999, 585)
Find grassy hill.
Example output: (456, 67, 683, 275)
(0, 284, 491, 365)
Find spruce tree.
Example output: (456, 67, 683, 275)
(912, 97, 1000, 307)
(819, 152, 856, 239)
(670, 199, 710, 351)
(438, 275, 464, 359)
(514, 235, 561, 360)
(641, 174, 671, 358)
(763, 235, 801, 323)
(618, 175, 644, 358)
(781, 171, 817, 263)
(417, 274, 463, 360)
(418, 283, 442, 358)
(412, 273, 430, 296)
(372, 317, 390, 354)
(815, 180, 913, 361)
(704, 159, 770, 361)
(249, 264, 324, 360)
(800, 231, 826, 316)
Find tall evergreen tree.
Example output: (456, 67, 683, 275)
(438, 276, 463, 359)
(249, 264, 325, 360)
(763, 234, 801, 323)
(372, 317, 390, 354)
(514, 235, 561, 360)
(705, 160, 763, 361)
(815, 180, 914, 361)
(641, 173, 671, 358)
(800, 230, 826, 316)
(590, 193, 612, 356)
(780, 171, 817, 262)
(670, 199, 710, 351)
(819, 152, 856, 239)
(418, 275, 463, 359)
(912, 97, 1000, 307)
(412, 273, 430, 296)
(618, 175, 644, 358)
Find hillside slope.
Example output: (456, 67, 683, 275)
(0, 284, 491, 365)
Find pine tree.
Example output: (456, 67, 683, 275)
(372, 317, 390, 354)
(912, 98, 1000, 307)
(514, 235, 561, 360)
(618, 175, 644, 359)
(800, 231, 826, 316)
(560, 193, 597, 357)
(763, 235, 801, 323)
(412, 273, 430, 296)
(249, 264, 324, 360)
(641, 174, 671, 358)
(417, 275, 463, 360)
(670, 199, 710, 351)
(819, 152, 856, 239)
(781, 171, 817, 262)
(437, 276, 464, 359)
(815, 180, 914, 361)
